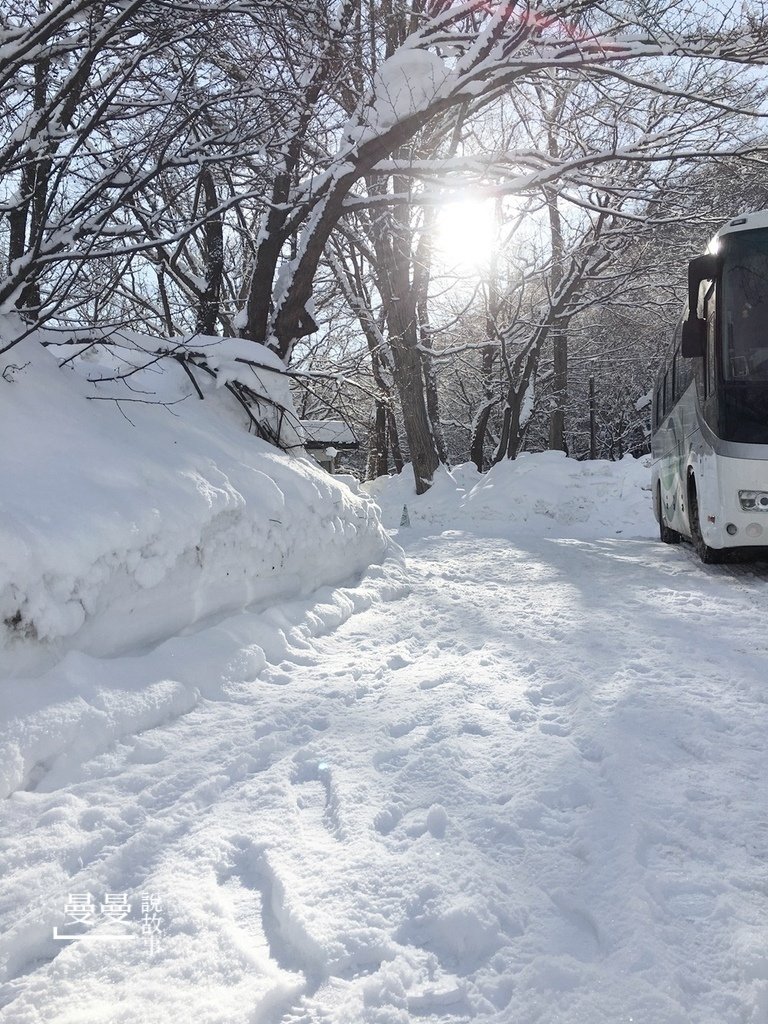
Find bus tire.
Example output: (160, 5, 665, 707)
(688, 478, 726, 564)
(658, 484, 682, 544)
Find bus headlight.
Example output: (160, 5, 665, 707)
(739, 490, 768, 511)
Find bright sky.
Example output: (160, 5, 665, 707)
(433, 198, 498, 274)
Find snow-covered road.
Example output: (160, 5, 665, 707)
(2, 525, 768, 1024)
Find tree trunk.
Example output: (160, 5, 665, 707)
(196, 168, 224, 335)
(548, 332, 568, 452)
(388, 311, 440, 492)
(470, 393, 495, 471)
(418, 329, 448, 467)
(367, 400, 388, 479)
(494, 342, 539, 463)
(545, 188, 567, 452)
(415, 209, 448, 467)
(470, 335, 499, 469)
(368, 173, 440, 493)
(470, 213, 501, 469)
(387, 407, 404, 473)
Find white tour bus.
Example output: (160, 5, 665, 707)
(652, 209, 768, 563)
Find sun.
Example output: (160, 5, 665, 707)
(434, 198, 497, 273)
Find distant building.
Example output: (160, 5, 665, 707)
(301, 419, 359, 472)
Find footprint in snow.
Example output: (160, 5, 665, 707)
(387, 654, 412, 670)
(419, 676, 448, 690)
(291, 757, 343, 841)
(525, 679, 578, 707)
(538, 719, 572, 737)
(127, 738, 166, 764)
(539, 780, 592, 813)
(215, 840, 310, 975)
(574, 736, 606, 763)
(508, 707, 537, 729)
(550, 894, 602, 958)
(459, 720, 491, 737)
(388, 718, 419, 738)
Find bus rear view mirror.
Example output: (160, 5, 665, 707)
(682, 317, 706, 358)
(682, 253, 720, 358)
(687, 254, 720, 320)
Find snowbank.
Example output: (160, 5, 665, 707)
(0, 329, 394, 672)
(0, 325, 403, 797)
(364, 451, 654, 540)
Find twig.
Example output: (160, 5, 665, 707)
(175, 354, 204, 398)
(2, 362, 30, 382)
(85, 395, 190, 406)
(224, 381, 268, 438)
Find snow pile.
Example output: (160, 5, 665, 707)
(463, 452, 653, 535)
(188, 335, 300, 444)
(347, 47, 454, 145)
(0, 328, 393, 672)
(365, 452, 654, 539)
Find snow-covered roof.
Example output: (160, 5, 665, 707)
(301, 419, 359, 449)
(712, 208, 768, 246)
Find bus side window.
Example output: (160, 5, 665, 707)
(677, 349, 692, 395)
(671, 352, 677, 402)
(663, 370, 670, 417)
(655, 387, 662, 426)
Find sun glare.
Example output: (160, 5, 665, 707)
(434, 199, 497, 274)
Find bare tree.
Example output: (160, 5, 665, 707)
(3, 0, 768, 491)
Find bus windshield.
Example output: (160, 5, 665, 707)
(722, 227, 768, 380)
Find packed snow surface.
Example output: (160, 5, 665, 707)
(2, 453, 768, 1024)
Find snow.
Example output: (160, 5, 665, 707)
(301, 419, 357, 448)
(0, 325, 396, 794)
(519, 377, 535, 427)
(364, 451, 653, 539)
(2, 439, 768, 1024)
(0, 332, 389, 670)
(361, 48, 453, 134)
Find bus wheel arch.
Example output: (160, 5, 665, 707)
(687, 471, 726, 564)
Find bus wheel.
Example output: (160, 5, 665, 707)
(688, 479, 726, 564)
(658, 485, 681, 544)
